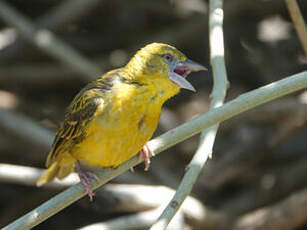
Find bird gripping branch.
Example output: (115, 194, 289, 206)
(37, 43, 207, 200)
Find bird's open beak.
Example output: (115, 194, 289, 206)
(169, 59, 207, 92)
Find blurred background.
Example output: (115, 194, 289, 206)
(0, 0, 307, 229)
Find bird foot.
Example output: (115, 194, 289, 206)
(76, 161, 99, 201)
(138, 143, 155, 171)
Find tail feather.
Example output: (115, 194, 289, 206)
(36, 161, 60, 186)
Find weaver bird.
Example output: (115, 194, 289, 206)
(37, 43, 206, 200)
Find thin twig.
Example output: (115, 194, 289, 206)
(2, 70, 307, 230)
(285, 0, 307, 54)
(0, 1, 101, 79)
(222, 98, 307, 132)
(150, 0, 227, 229)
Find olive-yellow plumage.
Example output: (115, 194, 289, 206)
(37, 43, 206, 189)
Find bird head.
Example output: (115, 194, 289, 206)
(125, 43, 207, 92)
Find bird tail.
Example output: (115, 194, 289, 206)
(36, 161, 60, 186)
(36, 153, 76, 186)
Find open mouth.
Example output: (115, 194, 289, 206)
(173, 66, 190, 78)
(169, 59, 206, 92)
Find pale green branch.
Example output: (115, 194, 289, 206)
(2, 70, 307, 230)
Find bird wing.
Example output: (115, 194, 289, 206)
(46, 86, 107, 167)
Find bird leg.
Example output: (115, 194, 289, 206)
(75, 160, 99, 201)
(138, 143, 155, 171)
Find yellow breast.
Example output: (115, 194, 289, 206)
(72, 77, 176, 167)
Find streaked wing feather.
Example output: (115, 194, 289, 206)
(46, 88, 105, 167)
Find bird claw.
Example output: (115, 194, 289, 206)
(138, 144, 154, 171)
(76, 161, 99, 201)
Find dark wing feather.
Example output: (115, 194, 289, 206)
(46, 87, 106, 167)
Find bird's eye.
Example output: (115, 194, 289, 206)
(162, 53, 173, 62)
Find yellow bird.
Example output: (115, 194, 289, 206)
(37, 43, 206, 199)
